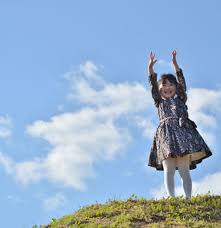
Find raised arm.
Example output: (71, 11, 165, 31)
(147, 51, 161, 107)
(172, 50, 187, 103)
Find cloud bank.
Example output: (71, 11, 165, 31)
(0, 61, 152, 190)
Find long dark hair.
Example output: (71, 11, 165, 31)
(158, 73, 178, 87)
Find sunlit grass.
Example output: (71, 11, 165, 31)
(38, 194, 221, 228)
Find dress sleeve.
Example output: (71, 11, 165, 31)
(148, 73, 161, 107)
(176, 68, 187, 103)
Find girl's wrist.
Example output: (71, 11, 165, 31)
(148, 67, 154, 75)
(173, 62, 179, 69)
(172, 60, 177, 65)
(148, 66, 153, 71)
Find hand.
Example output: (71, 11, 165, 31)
(172, 50, 177, 65)
(149, 51, 157, 68)
(148, 51, 157, 75)
(172, 50, 180, 71)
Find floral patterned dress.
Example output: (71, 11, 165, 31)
(148, 69, 212, 170)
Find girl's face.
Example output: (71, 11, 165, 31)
(159, 79, 176, 99)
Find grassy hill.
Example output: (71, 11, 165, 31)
(39, 194, 221, 228)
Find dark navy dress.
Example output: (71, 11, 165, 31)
(148, 69, 212, 170)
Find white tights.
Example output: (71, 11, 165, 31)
(162, 155, 192, 199)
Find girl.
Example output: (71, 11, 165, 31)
(147, 50, 212, 199)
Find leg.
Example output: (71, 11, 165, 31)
(177, 155, 192, 199)
(162, 157, 176, 197)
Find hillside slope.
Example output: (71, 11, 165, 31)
(40, 194, 221, 228)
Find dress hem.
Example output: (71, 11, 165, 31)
(148, 149, 212, 171)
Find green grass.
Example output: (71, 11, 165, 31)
(38, 194, 221, 228)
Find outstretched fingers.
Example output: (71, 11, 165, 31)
(150, 51, 155, 59)
(149, 51, 157, 65)
(172, 50, 177, 56)
(172, 50, 177, 64)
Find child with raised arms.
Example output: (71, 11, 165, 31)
(147, 50, 212, 199)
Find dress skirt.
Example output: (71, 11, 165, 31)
(148, 118, 212, 170)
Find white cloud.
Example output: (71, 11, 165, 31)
(66, 61, 151, 113)
(0, 61, 153, 191)
(133, 115, 156, 139)
(15, 159, 45, 185)
(151, 171, 221, 199)
(43, 192, 66, 211)
(23, 109, 132, 190)
(187, 88, 221, 127)
(187, 88, 221, 146)
(65, 61, 105, 100)
(79, 61, 100, 78)
(0, 115, 12, 139)
(0, 152, 14, 174)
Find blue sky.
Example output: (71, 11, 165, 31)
(0, 1, 221, 227)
